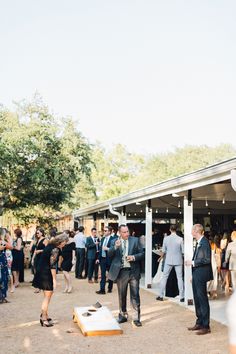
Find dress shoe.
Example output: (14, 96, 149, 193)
(117, 316, 128, 324)
(96, 290, 106, 294)
(156, 296, 164, 301)
(88, 280, 93, 284)
(196, 328, 211, 335)
(180, 298, 185, 302)
(94, 279, 98, 283)
(132, 320, 142, 327)
(107, 289, 112, 293)
(187, 324, 202, 331)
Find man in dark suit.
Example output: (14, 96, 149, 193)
(85, 228, 99, 283)
(108, 224, 144, 327)
(185, 224, 213, 335)
(96, 226, 116, 294)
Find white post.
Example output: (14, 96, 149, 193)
(104, 212, 109, 226)
(145, 205, 152, 288)
(184, 196, 193, 305)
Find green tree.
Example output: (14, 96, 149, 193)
(0, 95, 92, 216)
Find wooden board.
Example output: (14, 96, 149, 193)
(73, 306, 123, 337)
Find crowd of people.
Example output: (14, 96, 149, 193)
(1, 223, 236, 349)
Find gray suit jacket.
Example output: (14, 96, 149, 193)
(162, 233, 184, 266)
(108, 236, 144, 281)
(226, 241, 236, 271)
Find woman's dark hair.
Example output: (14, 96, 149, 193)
(36, 227, 45, 237)
(14, 228, 22, 238)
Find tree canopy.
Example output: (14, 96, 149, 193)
(0, 95, 92, 217)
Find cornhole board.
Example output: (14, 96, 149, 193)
(73, 306, 123, 336)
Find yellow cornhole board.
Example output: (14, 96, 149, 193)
(73, 305, 123, 336)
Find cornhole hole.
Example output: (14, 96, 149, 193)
(73, 304, 123, 336)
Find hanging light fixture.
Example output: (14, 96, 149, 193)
(140, 209, 143, 213)
(166, 207, 169, 213)
(208, 210, 211, 215)
(205, 198, 208, 207)
(222, 195, 225, 204)
(179, 209, 182, 215)
(155, 209, 158, 213)
(178, 200, 181, 208)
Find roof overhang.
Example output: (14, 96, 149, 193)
(74, 157, 236, 217)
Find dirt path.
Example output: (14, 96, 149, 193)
(0, 270, 228, 354)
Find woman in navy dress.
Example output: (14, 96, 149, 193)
(0, 227, 13, 303)
(33, 233, 68, 327)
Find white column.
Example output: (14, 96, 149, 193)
(145, 205, 152, 288)
(104, 212, 109, 226)
(119, 213, 127, 225)
(184, 197, 193, 305)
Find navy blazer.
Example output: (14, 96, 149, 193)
(86, 236, 99, 260)
(98, 235, 116, 264)
(108, 236, 144, 281)
(192, 236, 213, 282)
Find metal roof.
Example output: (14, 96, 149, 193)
(74, 157, 236, 217)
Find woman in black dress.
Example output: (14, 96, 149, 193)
(60, 231, 76, 293)
(32, 228, 48, 293)
(33, 233, 68, 327)
(12, 228, 24, 287)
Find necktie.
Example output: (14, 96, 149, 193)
(102, 237, 108, 257)
(122, 240, 127, 266)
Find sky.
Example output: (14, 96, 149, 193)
(0, 0, 236, 154)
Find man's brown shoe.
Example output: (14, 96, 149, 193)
(196, 328, 211, 335)
(88, 280, 93, 284)
(187, 324, 202, 331)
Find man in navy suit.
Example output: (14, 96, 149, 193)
(96, 226, 116, 294)
(185, 224, 213, 335)
(108, 224, 144, 327)
(85, 228, 99, 283)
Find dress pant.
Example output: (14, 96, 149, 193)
(100, 257, 113, 292)
(192, 270, 210, 329)
(75, 248, 85, 278)
(231, 270, 236, 291)
(116, 268, 140, 321)
(88, 258, 98, 280)
(159, 264, 184, 298)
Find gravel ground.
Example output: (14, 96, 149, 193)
(0, 270, 229, 354)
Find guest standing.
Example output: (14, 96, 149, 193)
(108, 224, 144, 327)
(33, 234, 68, 327)
(12, 228, 24, 287)
(60, 231, 76, 293)
(186, 224, 213, 335)
(156, 225, 184, 302)
(0, 227, 12, 303)
(225, 231, 236, 291)
(96, 226, 116, 294)
(32, 228, 48, 293)
(74, 226, 86, 279)
(86, 228, 99, 283)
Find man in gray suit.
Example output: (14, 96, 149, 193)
(108, 224, 144, 327)
(156, 225, 184, 302)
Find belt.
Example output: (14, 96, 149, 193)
(121, 267, 131, 270)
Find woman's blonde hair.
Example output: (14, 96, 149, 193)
(231, 231, 236, 241)
(49, 233, 69, 246)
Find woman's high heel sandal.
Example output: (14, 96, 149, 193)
(40, 318, 53, 327)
